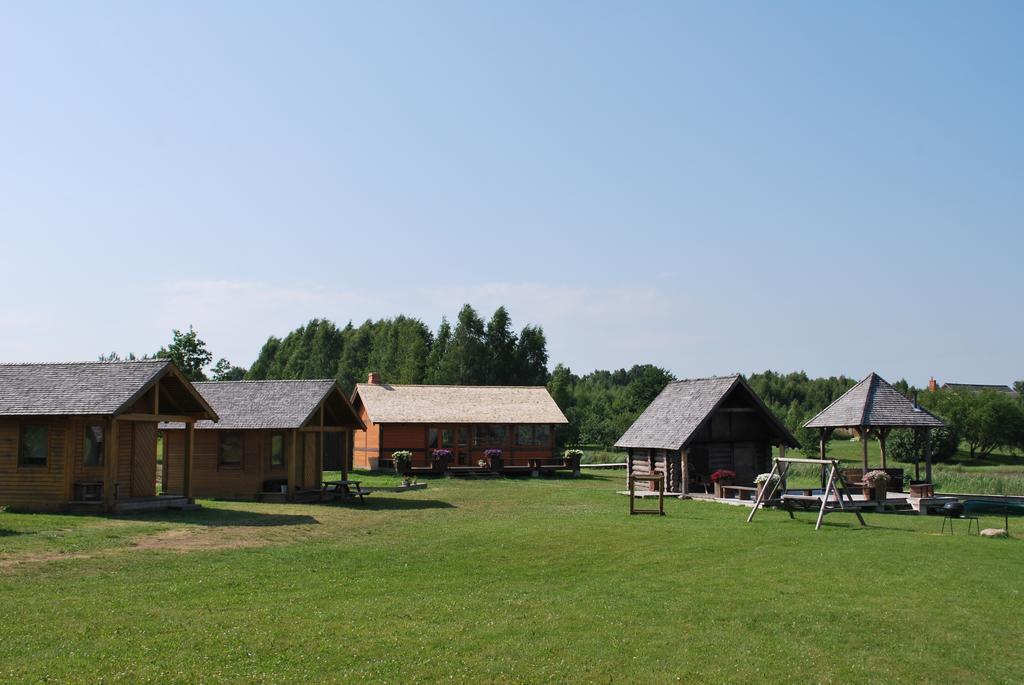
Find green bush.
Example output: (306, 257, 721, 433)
(887, 427, 960, 464)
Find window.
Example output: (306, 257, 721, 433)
(84, 425, 104, 466)
(516, 425, 550, 447)
(427, 428, 440, 450)
(20, 425, 48, 467)
(219, 433, 243, 466)
(473, 424, 506, 447)
(270, 433, 284, 467)
(441, 428, 454, 448)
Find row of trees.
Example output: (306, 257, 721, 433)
(245, 305, 549, 391)
(124, 320, 1024, 462)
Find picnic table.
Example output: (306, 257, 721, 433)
(322, 479, 371, 504)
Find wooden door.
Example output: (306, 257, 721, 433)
(131, 422, 157, 498)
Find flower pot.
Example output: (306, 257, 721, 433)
(873, 483, 887, 502)
(714, 480, 732, 498)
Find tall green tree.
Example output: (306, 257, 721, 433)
(922, 388, 1024, 459)
(441, 305, 488, 384)
(514, 324, 549, 385)
(484, 306, 518, 384)
(425, 317, 452, 384)
(155, 326, 213, 381)
(211, 358, 247, 381)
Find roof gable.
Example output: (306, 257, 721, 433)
(614, 375, 798, 450)
(804, 372, 945, 429)
(168, 380, 362, 430)
(353, 384, 568, 425)
(0, 360, 210, 417)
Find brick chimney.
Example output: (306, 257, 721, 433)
(928, 377, 938, 393)
(368, 372, 381, 385)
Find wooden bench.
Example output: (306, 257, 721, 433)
(719, 485, 756, 500)
(322, 480, 371, 504)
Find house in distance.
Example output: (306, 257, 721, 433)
(615, 375, 799, 494)
(350, 373, 571, 475)
(161, 379, 363, 501)
(0, 360, 217, 512)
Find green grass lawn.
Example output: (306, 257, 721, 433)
(1, 473, 1021, 683)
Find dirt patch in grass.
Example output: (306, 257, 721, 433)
(129, 527, 270, 553)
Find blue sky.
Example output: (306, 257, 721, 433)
(1, 2, 1021, 385)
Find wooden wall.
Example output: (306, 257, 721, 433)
(0, 417, 69, 510)
(163, 429, 294, 499)
(378, 423, 558, 468)
(352, 403, 381, 470)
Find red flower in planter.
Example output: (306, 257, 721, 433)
(710, 469, 736, 483)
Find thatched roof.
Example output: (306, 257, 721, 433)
(162, 380, 363, 430)
(614, 375, 798, 450)
(0, 360, 216, 419)
(353, 384, 568, 425)
(804, 372, 945, 429)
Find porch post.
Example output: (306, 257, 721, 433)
(859, 426, 869, 472)
(924, 428, 933, 484)
(878, 428, 890, 469)
(680, 449, 689, 496)
(183, 422, 194, 501)
(288, 429, 299, 496)
(343, 429, 351, 480)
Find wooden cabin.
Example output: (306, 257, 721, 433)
(615, 375, 798, 494)
(0, 360, 217, 512)
(161, 380, 363, 501)
(350, 374, 569, 473)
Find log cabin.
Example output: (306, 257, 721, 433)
(351, 374, 569, 474)
(615, 375, 799, 494)
(0, 360, 218, 512)
(161, 379, 363, 501)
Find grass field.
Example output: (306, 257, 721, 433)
(1, 472, 1021, 683)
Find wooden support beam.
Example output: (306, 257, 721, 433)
(116, 413, 198, 423)
(878, 427, 891, 469)
(153, 380, 160, 415)
(288, 429, 299, 495)
(183, 422, 194, 500)
(924, 428, 933, 484)
(860, 426, 869, 472)
(319, 406, 325, 483)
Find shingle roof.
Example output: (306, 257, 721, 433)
(942, 383, 1018, 397)
(353, 384, 569, 425)
(614, 375, 798, 450)
(0, 360, 172, 416)
(805, 372, 945, 429)
(167, 380, 348, 430)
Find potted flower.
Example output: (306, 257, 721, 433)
(563, 448, 584, 471)
(863, 470, 890, 502)
(711, 469, 736, 498)
(392, 450, 413, 476)
(754, 472, 780, 499)
(483, 448, 503, 470)
(431, 448, 452, 472)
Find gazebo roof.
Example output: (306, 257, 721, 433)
(804, 372, 945, 429)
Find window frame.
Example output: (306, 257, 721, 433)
(218, 432, 244, 468)
(270, 433, 285, 469)
(516, 424, 551, 447)
(83, 424, 104, 467)
(19, 424, 49, 468)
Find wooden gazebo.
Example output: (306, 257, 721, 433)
(804, 372, 946, 482)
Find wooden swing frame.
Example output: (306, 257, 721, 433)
(746, 457, 867, 530)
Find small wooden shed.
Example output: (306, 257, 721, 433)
(350, 375, 569, 472)
(161, 380, 364, 501)
(0, 360, 217, 512)
(615, 375, 798, 494)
